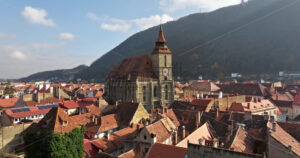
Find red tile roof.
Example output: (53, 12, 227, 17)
(268, 122, 300, 156)
(92, 125, 141, 153)
(86, 114, 118, 135)
(219, 83, 267, 97)
(84, 139, 98, 158)
(59, 100, 80, 109)
(25, 97, 61, 106)
(177, 122, 216, 148)
(4, 106, 51, 118)
(277, 122, 300, 142)
(158, 109, 180, 127)
(28, 105, 101, 134)
(0, 98, 19, 108)
(230, 99, 276, 113)
(145, 118, 176, 143)
(229, 127, 255, 154)
(293, 94, 300, 106)
(146, 143, 187, 158)
(119, 149, 136, 158)
(185, 81, 220, 92)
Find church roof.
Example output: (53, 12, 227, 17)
(107, 55, 157, 81)
(152, 25, 171, 54)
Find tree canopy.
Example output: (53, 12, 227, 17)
(24, 126, 85, 158)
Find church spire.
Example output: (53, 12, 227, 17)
(152, 24, 171, 54)
(156, 24, 167, 43)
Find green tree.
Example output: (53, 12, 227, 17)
(4, 82, 14, 97)
(24, 126, 85, 158)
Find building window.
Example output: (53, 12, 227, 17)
(143, 86, 146, 102)
(154, 86, 157, 97)
(164, 55, 167, 67)
(144, 135, 147, 140)
(165, 85, 168, 100)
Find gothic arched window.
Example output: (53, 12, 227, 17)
(154, 86, 157, 97)
(164, 55, 167, 67)
(143, 86, 146, 102)
(165, 85, 168, 100)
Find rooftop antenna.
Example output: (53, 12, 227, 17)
(241, 0, 247, 6)
(160, 16, 163, 31)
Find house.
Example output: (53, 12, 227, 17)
(183, 81, 220, 96)
(270, 92, 294, 120)
(134, 117, 178, 157)
(230, 99, 277, 120)
(85, 114, 119, 139)
(292, 94, 300, 119)
(26, 105, 101, 134)
(176, 122, 217, 148)
(0, 97, 26, 111)
(58, 100, 94, 115)
(218, 83, 267, 98)
(1, 104, 57, 126)
(91, 124, 142, 157)
(115, 102, 150, 128)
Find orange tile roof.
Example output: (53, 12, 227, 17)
(177, 122, 216, 148)
(5, 106, 53, 118)
(158, 109, 180, 127)
(92, 125, 141, 153)
(229, 127, 255, 154)
(277, 122, 300, 142)
(0, 98, 20, 108)
(25, 97, 61, 106)
(29, 105, 101, 134)
(230, 99, 276, 113)
(145, 118, 175, 143)
(146, 143, 187, 158)
(119, 149, 136, 158)
(268, 122, 300, 156)
(86, 114, 118, 135)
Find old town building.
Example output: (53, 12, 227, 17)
(105, 25, 174, 110)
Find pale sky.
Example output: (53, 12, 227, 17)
(0, 0, 243, 79)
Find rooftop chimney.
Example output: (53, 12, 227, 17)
(182, 126, 186, 139)
(151, 133, 157, 145)
(95, 118, 98, 125)
(107, 132, 111, 140)
(92, 115, 95, 122)
(198, 138, 205, 146)
(272, 122, 276, 131)
(213, 138, 219, 148)
(173, 131, 178, 145)
(196, 111, 201, 128)
(218, 91, 223, 99)
(288, 145, 292, 152)
(227, 120, 234, 136)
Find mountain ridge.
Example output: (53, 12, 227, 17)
(21, 0, 300, 82)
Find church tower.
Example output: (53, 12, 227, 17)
(152, 25, 172, 81)
(152, 25, 174, 106)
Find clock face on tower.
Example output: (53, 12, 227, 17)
(163, 68, 169, 77)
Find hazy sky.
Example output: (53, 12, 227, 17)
(0, 0, 243, 79)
